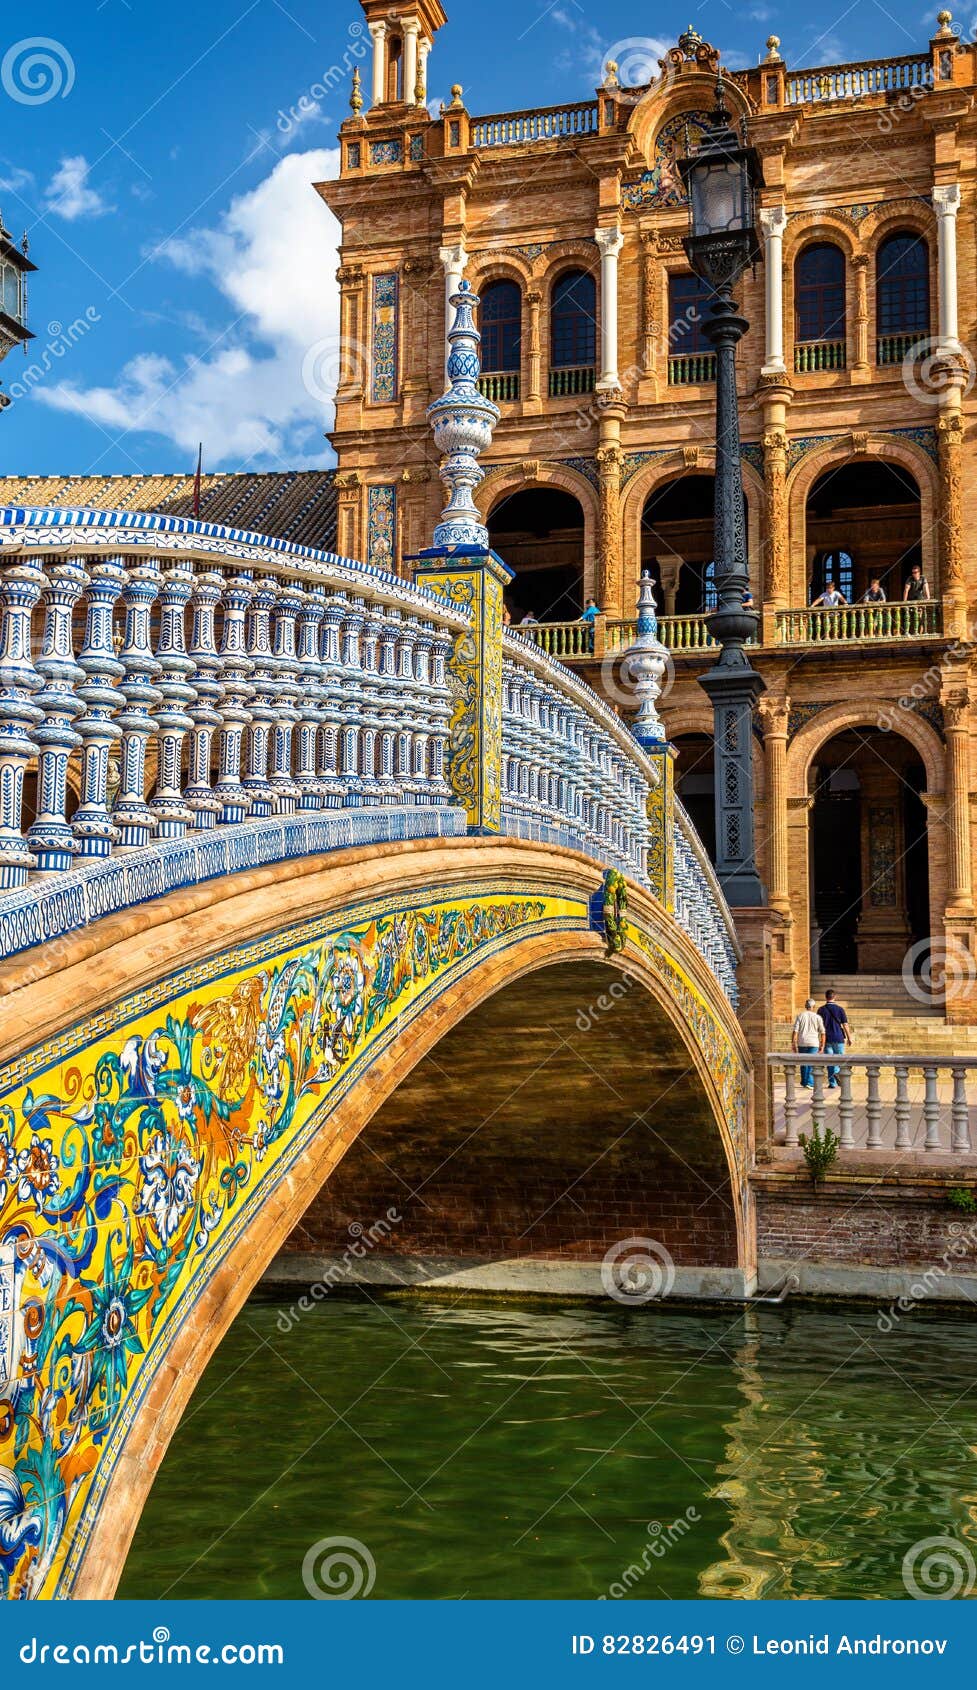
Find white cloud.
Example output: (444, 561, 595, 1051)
(39, 147, 343, 468)
(44, 156, 110, 221)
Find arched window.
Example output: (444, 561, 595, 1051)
(811, 549, 854, 601)
(702, 560, 717, 611)
(479, 281, 522, 401)
(549, 270, 596, 395)
(877, 232, 929, 363)
(794, 244, 846, 371)
(667, 273, 716, 384)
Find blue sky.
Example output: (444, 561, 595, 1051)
(0, 0, 951, 477)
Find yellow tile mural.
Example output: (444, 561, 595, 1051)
(0, 885, 584, 1599)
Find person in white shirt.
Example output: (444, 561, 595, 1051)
(792, 998, 825, 1089)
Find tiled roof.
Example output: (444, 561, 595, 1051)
(0, 470, 338, 550)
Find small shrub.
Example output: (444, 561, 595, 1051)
(798, 1123, 839, 1185)
(947, 1186, 977, 1214)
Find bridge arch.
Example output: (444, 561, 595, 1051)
(0, 837, 751, 1601)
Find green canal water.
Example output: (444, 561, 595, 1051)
(119, 1295, 977, 1601)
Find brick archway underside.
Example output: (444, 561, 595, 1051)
(287, 958, 736, 1273)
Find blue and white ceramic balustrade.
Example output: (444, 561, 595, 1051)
(26, 560, 88, 875)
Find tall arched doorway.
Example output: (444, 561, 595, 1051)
(809, 727, 929, 976)
(488, 487, 585, 620)
(805, 461, 923, 602)
(641, 475, 747, 616)
(672, 732, 716, 865)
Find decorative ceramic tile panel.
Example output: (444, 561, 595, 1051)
(370, 272, 399, 403)
(367, 484, 397, 572)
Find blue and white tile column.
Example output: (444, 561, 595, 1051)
(317, 594, 345, 810)
(27, 560, 88, 875)
(112, 563, 162, 852)
(338, 598, 366, 807)
(295, 588, 325, 811)
(269, 582, 302, 816)
(243, 582, 278, 819)
(73, 557, 127, 859)
(214, 575, 254, 825)
(184, 571, 225, 831)
(0, 562, 44, 888)
(150, 564, 196, 840)
(377, 607, 401, 804)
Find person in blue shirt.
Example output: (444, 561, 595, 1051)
(580, 598, 602, 622)
(817, 987, 851, 1087)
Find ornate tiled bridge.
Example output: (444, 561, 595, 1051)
(0, 286, 752, 1600)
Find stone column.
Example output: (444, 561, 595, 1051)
(242, 582, 279, 819)
(933, 183, 962, 351)
(758, 698, 790, 915)
(758, 370, 793, 637)
(368, 20, 387, 108)
(596, 432, 624, 617)
(758, 205, 787, 375)
(27, 560, 88, 875)
(944, 695, 973, 911)
(595, 225, 624, 392)
(938, 403, 966, 636)
(402, 20, 419, 108)
(852, 254, 870, 374)
(214, 575, 254, 825)
(438, 244, 467, 384)
(417, 37, 431, 105)
(269, 583, 303, 815)
(641, 234, 659, 383)
(526, 289, 542, 402)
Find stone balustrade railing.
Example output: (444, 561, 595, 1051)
(470, 101, 599, 148)
(784, 53, 931, 104)
(674, 800, 740, 1008)
(776, 600, 942, 644)
(501, 629, 652, 886)
(769, 1054, 976, 1156)
(0, 505, 471, 958)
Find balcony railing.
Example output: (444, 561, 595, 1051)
(878, 332, 927, 366)
(478, 371, 520, 403)
(794, 339, 846, 373)
(471, 101, 599, 148)
(515, 620, 595, 659)
(785, 53, 932, 105)
(668, 353, 717, 386)
(548, 365, 595, 397)
(776, 600, 942, 644)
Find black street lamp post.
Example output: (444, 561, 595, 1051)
(679, 77, 767, 907)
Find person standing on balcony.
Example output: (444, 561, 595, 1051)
(520, 611, 538, 625)
(811, 577, 848, 608)
(862, 577, 886, 604)
(792, 999, 825, 1090)
(817, 987, 851, 1089)
(579, 596, 602, 653)
(903, 564, 930, 601)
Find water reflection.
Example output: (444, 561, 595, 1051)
(119, 1296, 977, 1600)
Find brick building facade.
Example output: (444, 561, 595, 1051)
(322, 3, 977, 1022)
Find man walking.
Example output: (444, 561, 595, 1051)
(817, 986, 851, 1088)
(792, 998, 825, 1089)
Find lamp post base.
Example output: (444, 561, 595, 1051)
(699, 656, 767, 908)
